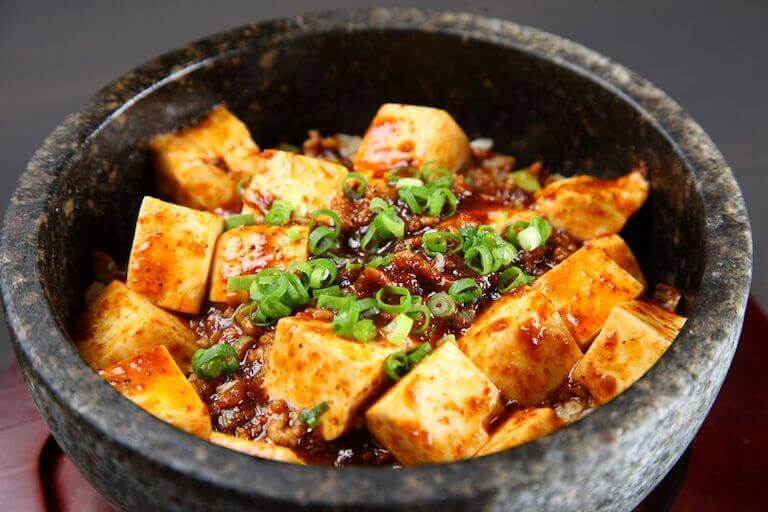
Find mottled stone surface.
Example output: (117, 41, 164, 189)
(0, 8, 751, 512)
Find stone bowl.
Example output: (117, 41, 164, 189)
(0, 8, 751, 512)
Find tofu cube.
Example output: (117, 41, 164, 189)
(209, 225, 309, 303)
(572, 300, 686, 404)
(437, 207, 537, 235)
(209, 433, 304, 464)
(77, 281, 199, 370)
(353, 103, 471, 179)
(478, 408, 563, 456)
(100, 345, 211, 438)
(459, 286, 583, 406)
(263, 317, 400, 441)
(534, 245, 644, 348)
(127, 197, 222, 314)
(150, 105, 260, 212)
(585, 233, 646, 286)
(365, 342, 502, 466)
(242, 150, 347, 218)
(534, 170, 649, 240)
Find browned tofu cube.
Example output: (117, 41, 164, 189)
(534, 170, 649, 240)
(242, 150, 347, 218)
(100, 345, 211, 438)
(209, 225, 309, 303)
(365, 342, 502, 466)
(571, 300, 686, 404)
(478, 408, 563, 456)
(459, 286, 582, 405)
(150, 105, 260, 212)
(263, 317, 399, 441)
(585, 233, 646, 286)
(353, 104, 471, 179)
(209, 433, 304, 464)
(77, 280, 199, 370)
(437, 207, 537, 234)
(127, 197, 222, 314)
(533, 245, 644, 348)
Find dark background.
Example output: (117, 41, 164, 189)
(1, 0, 765, 370)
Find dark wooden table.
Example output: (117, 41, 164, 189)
(2, 299, 764, 511)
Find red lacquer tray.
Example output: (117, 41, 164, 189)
(2, 299, 765, 511)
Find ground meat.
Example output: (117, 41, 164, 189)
(265, 400, 307, 448)
(517, 230, 580, 276)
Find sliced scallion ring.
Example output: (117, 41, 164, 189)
(224, 213, 256, 231)
(343, 173, 368, 199)
(517, 225, 543, 251)
(375, 286, 412, 314)
(498, 266, 536, 292)
(449, 278, 483, 305)
(381, 313, 413, 345)
(264, 200, 293, 226)
(427, 292, 456, 318)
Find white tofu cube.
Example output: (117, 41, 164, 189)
(534, 245, 644, 348)
(241, 150, 347, 217)
(478, 408, 563, 456)
(209, 225, 309, 303)
(209, 432, 304, 464)
(127, 197, 222, 314)
(365, 342, 502, 466)
(100, 345, 211, 438)
(77, 280, 199, 370)
(353, 103, 471, 179)
(263, 317, 400, 441)
(534, 170, 649, 240)
(585, 233, 646, 286)
(459, 286, 582, 405)
(150, 105, 260, 212)
(572, 300, 686, 404)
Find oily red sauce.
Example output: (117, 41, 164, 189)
(188, 133, 581, 466)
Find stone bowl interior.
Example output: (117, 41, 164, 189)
(0, 9, 751, 512)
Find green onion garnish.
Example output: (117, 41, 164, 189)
(226, 274, 259, 292)
(286, 226, 302, 241)
(436, 334, 456, 346)
(312, 285, 342, 298)
(384, 351, 410, 380)
(498, 266, 536, 292)
(511, 168, 541, 192)
(224, 213, 256, 231)
(530, 216, 553, 245)
(505, 216, 552, 251)
(427, 292, 456, 318)
(236, 178, 250, 198)
(332, 300, 361, 338)
(421, 161, 453, 188)
(309, 226, 338, 255)
(316, 294, 355, 311)
(366, 254, 393, 268)
(343, 173, 368, 199)
(191, 344, 239, 380)
(359, 199, 405, 253)
(449, 278, 483, 305)
(517, 225, 542, 251)
(426, 187, 458, 218)
(299, 401, 329, 428)
(406, 342, 432, 366)
(422, 230, 462, 256)
(398, 185, 430, 214)
(264, 200, 293, 226)
(407, 303, 431, 334)
(352, 318, 377, 342)
(381, 313, 413, 345)
(396, 177, 424, 188)
(375, 286, 412, 314)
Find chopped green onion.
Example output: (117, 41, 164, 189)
(226, 274, 259, 292)
(511, 168, 541, 192)
(360, 226, 380, 253)
(426, 187, 458, 218)
(407, 303, 431, 334)
(421, 161, 454, 188)
(382, 314, 413, 345)
(530, 216, 552, 245)
(375, 286, 412, 314)
(278, 142, 301, 153)
(503, 221, 529, 246)
(517, 225, 542, 251)
(398, 185, 430, 214)
(356, 297, 379, 318)
(436, 334, 456, 346)
(265, 200, 293, 226)
(366, 254, 393, 268)
(243, 268, 310, 325)
(343, 173, 368, 199)
(312, 285, 342, 298)
(310, 209, 342, 237)
(317, 294, 355, 311)
(427, 292, 456, 318)
(384, 351, 409, 380)
(224, 213, 256, 231)
(449, 278, 483, 305)
(369, 197, 391, 214)
(306, 258, 338, 289)
(422, 231, 462, 256)
(286, 226, 302, 241)
(299, 401, 329, 428)
(498, 266, 536, 292)
(352, 318, 377, 342)
(191, 344, 239, 380)
(236, 178, 249, 198)
(332, 300, 361, 338)
(464, 244, 495, 275)
(406, 343, 432, 366)
(396, 177, 424, 188)
(309, 226, 338, 255)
